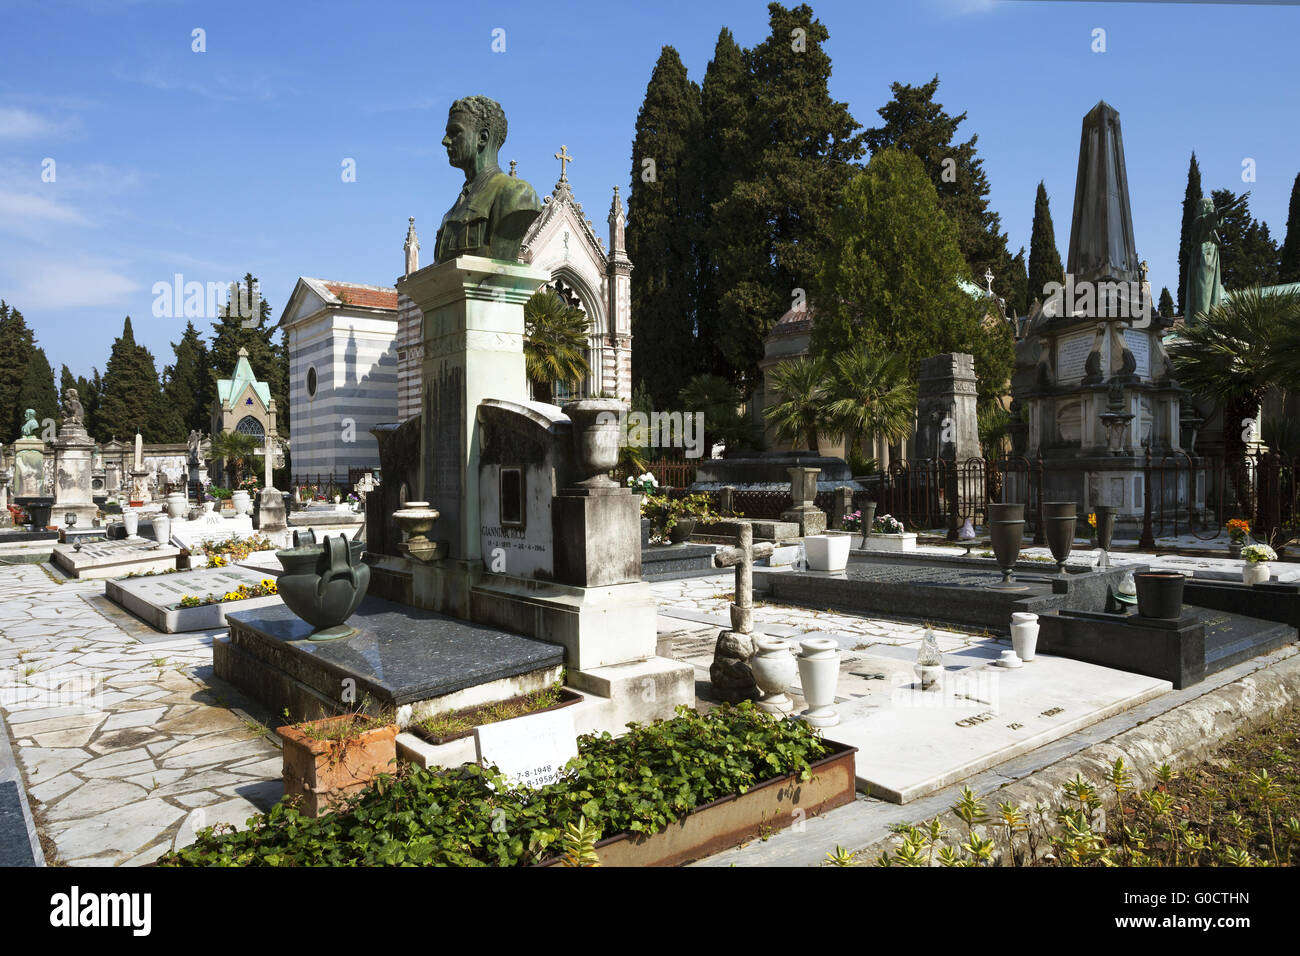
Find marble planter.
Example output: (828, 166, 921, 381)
(797, 637, 840, 727)
(750, 637, 797, 714)
(122, 509, 139, 538)
(1243, 562, 1270, 586)
(1010, 611, 1039, 662)
(855, 532, 917, 553)
(563, 398, 624, 489)
(152, 514, 170, 545)
(805, 533, 851, 571)
(232, 490, 252, 516)
(166, 494, 187, 519)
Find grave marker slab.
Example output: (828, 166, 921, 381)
(473, 708, 578, 789)
(51, 540, 181, 580)
(106, 564, 282, 632)
(169, 513, 254, 551)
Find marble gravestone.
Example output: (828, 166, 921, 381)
(52, 389, 97, 530)
(106, 564, 282, 632)
(51, 539, 181, 580)
(168, 511, 255, 551)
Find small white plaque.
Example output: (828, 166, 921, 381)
(1054, 331, 1094, 384)
(474, 707, 578, 790)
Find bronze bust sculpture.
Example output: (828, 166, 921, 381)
(433, 96, 542, 264)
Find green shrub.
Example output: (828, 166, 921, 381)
(158, 704, 828, 867)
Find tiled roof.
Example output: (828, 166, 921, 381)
(770, 304, 815, 336)
(319, 281, 398, 311)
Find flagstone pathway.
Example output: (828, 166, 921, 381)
(0, 564, 281, 866)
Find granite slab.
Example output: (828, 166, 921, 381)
(106, 564, 283, 632)
(642, 543, 717, 582)
(218, 596, 565, 719)
(169, 512, 254, 550)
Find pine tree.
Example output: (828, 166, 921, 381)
(209, 273, 287, 434)
(1279, 171, 1300, 284)
(627, 46, 702, 408)
(710, 2, 865, 387)
(98, 317, 166, 441)
(1158, 286, 1175, 318)
(0, 301, 36, 439)
(1178, 153, 1202, 314)
(1027, 181, 1064, 310)
(1211, 188, 1280, 290)
(864, 75, 1012, 298)
(694, 27, 751, 381)
(162, 321, 211, 435)
(17, 346, 58, 432)
(810, 148, 1013, 410)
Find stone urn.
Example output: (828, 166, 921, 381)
(202, 500, 215, 514)
(1243, 561, 1270, 586)
(122, 509, 139, 539)
(986, 503, 1025, 590)
(166, 493, 187, 519)
(231, 489, 252, 516)
(1135, 571, 1185, 620)
(1094, 506, 1117, 552)
(1042, 502, 1077, 575)
(275, 535, 370, 641)
(1010, 611, 1039, 662)
(797, 637, 840, 727)
(563, 398, 624, 489)
(750, 637, 797, 714)
(152, 514, 170, 545)
(667, 518, 696, 544)
(393, 501, 441, 562)
(856, 500, 878, 547)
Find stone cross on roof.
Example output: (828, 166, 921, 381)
(554, 144, 573, 182)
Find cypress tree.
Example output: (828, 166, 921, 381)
(1027, 181, 1064, 309)
(1158, 286, 1175, 318)
(17, 346, 59, 432)
(0, 301, 36, 439)
(209, 274, 288, 434)
(1177, 153, 1202, 314)
(163, 320, 211, 435)
(694, 27, 750, 381)
(1008, 246, 1029, 318)
(627, 47, 702, 408)
(810, 149, 1013, 410)
(1279, 171, 1300, 284)
(865, 75, 1012, 298)
(1211, 188, 1280, 290)
(710, 2, 865, 387)
(98, 317, 165, 441)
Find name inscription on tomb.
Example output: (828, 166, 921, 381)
(1122, 330, 1150, 378)
(1054, 331, 1094, 384)
(474, 708, 578, 790)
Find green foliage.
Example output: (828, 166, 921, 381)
(209, 273, 288, 435)
(809, 148, 1013, 409)
(824, 349, 916, 462)
(558, 816, 603, 867)
(865, 74, 1013, 302)
(97, 316, 167, 441)
(708, 3, 865, 388)
(1027, 181, 1064, 312)
(1178, 153, 1203, 315)
(17, 346, 58, 433)
(1157, 286, 1175, 319)
(628, 46, 702, 408)
(764, 355, 831, 452)
(0, 301, 36, 439)
(210, 430, 261, 487)
(678, 374, 759, 456)
(1280, 171, 1300, 285)
(1007, 247, 1029, 320)
(523, 289, 590, 405)
(163, 321, 212, 435)
(1211, 188, 1280, 290)
(158, 704, 829, 867)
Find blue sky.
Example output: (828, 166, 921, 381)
(2, 0, 1298, 381)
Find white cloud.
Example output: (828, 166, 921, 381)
(0, 259, 138, 309)
(0, 106, 80, 141)
(0, 189, 90, 228)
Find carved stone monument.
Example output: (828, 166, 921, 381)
(915, 353, 982, 536)
(709, 523, 775, 702)
(51, 388, 98, 529)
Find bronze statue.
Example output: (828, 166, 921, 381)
(433, 96, 541, 264)
(1184, 192, 1249, 322)
(20, 408, 39, 437)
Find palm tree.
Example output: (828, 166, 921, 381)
(210, 430, 261, 487)
(765, 356, 832, 453)
(524, 289, 589, 405)
(1169, 287, 1300, 518)
(678, 374, 758, 457)
(824, 351, 916, 464)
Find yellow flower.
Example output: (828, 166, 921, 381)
(1087, 513, 1096, 528)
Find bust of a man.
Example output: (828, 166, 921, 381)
(434, 95, 541, 264)
(20, 408, 39, 437)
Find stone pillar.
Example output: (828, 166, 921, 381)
(781, 466, 826, 536)
(397, 255, 549, 561)
(915, 353, 982, 536)
(11, 436, 46, 500)
(52, 424, 97, 530)
(718, 485, 735, 516)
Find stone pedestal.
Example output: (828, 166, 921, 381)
(916, 353, 982, 536)
(781, 466, 825, 536)
(130, 468, 151, 504)
(396, 255, 549, 562)
(258, 484, 287, 535)
(553, 487, 641, 587)
(12, 436, 46, 499)
(52, 425, 97, 529)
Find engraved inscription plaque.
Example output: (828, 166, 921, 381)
(1054, 332, 1094, 384)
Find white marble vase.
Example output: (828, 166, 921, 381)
(797, 637, 840, 727)
(804, 533, 851, 572)
(750, 637, 797, 714)
(122, 509, 139, 538)
(1243, 562, 1269, 586)
(1010, 611, 1039, 662)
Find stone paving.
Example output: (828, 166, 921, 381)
(0, 564, 281, 866)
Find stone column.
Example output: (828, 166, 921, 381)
(781, 466, 826, 536)
(916, 353, 982, 537)
(397, 255, 549, 561)
(830, 486, 853, 530)
(52, 424, 97, 530)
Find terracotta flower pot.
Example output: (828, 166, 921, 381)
(278, 718, 399, 817)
